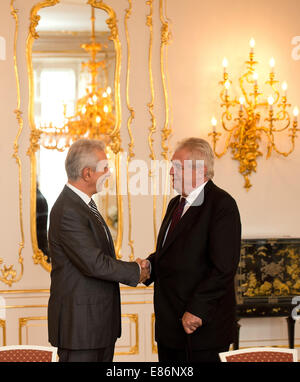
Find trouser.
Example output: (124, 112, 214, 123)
(157, 342, 230, 362)
(57, 344, 115, 362)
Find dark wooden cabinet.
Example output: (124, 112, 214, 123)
(234, 237, 300, 349)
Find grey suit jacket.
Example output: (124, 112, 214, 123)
(47, 186, 140, 350)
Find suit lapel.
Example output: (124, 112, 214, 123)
(158, 180, 214, 256)
(63, 186, 116, 257)
(156, 195, 180, 251)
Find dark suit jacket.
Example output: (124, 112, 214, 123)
(36, 187, 49, 259)
(47, 186, 140, 350)
(146, 180, 241, 350)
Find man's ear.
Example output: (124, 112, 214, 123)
(81, 167, 91, 181)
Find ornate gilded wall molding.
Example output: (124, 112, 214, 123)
(151, 313, 157, 353)
(115, 314, 139, 355)
(124, 0, 135, 261)
(89, 0, 124, 259)
(146, 0, 158, 246)
(159, 0, 172, 220)
(0, 319, 6, 346)
(27, 0, 124, 266)
(18, 314, 138, 353)
(26, 0, 59, 273)
(0, 0, 26, 287)
(19, 316, 47, 345)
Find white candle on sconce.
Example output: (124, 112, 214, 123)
(268, 95, 274, 111)
(211, 117, 217, 133)
(224, 80, 230, 97)
(269, 57, 275, 74)
(281, 81, 288, 97)
(249, 38, 255, 53)
(239, 96, 245, 111)
(253, 72, 258, 86)
(222, 57, 228, 74)
(293, 106, 299, 122)
(0, 36, 6, 61)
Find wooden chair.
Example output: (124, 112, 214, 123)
(0, 345, 57, 362)
(219, 347, 298, 362)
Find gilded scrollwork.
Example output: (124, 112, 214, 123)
(124, 0, 135, 261)
(0, 1, 25, 286)
(159, 0, 172, 220)
(27, 0, 124, 268)
(27, 1, 61, 273)
(0, 319, 6, 346)
(90, 0, 123, 258)
(146, 0, 158, 246)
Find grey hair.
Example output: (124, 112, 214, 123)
(175, 137, 215, 179)
(65, 139, 105, 181)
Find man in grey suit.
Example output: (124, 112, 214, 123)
(47, 139, 149, 362)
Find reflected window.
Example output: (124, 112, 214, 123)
(40, 68, 76, 127)
(35, 67, 77, 213)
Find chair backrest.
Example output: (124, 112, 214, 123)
(219, 347, 298, 362)
(0, 345, 57, 362)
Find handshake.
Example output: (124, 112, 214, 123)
(135, 258, 151, 283)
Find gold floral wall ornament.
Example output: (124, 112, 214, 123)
(0, 0, 25, 286)
(210, 38, 299, 190)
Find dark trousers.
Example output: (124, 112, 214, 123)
(157, 342, 230, 362)
(58, 344, 115, 362)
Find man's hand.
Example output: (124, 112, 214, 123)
(135, 258, 150, 283)
(181, 312, 202, 334)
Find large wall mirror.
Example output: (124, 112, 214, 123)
(27, 0, 123, 272)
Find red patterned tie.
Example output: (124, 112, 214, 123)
(167, 197, 186, 237)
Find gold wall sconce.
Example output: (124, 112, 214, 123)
(209, 38, 299, 190)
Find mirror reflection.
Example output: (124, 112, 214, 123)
(33, 1, 117, 263)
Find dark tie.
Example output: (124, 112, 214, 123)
(166, 197, 186, 237)
(88, 198, 115, 254)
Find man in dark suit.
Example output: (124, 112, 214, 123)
(143, 137, 241, 362)
(47, 139, 149, 362)
(36, 185, 50, 261)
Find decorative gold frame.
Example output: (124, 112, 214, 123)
(146, 0, 158, 247)
(0, 319, 6, 346)
(159, 0, 172, 220)
(151, 313, 157, 353)
(0, 1, 25, 286)
(124, 0, 135, 261)
(26, 0, 123, 272)
(19, 316, 47, 345)
(115, 314, 139, 355)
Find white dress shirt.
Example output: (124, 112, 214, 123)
(162, 181, 208, 247)
(181, 181, 208, 216)
(66, 183, 110, 243)
(66, 182, 91, 205)
(66, 183, 142, 276)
